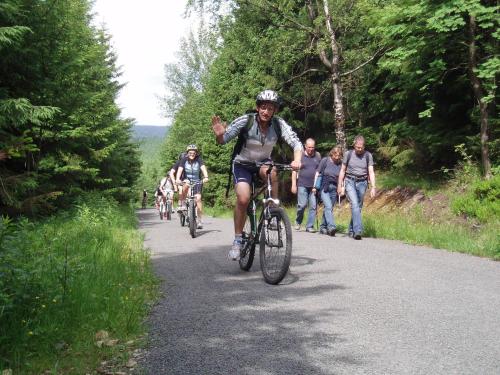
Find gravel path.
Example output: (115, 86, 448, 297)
(137, 208, 500, 375)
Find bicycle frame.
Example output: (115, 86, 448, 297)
(179, 180, 203, 237)
(241, 161, 291, 255)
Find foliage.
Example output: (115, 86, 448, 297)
(0, 195, 157, 373)
(452, 168, 500, 222)
(0, 0, 141, 216)
(162, 0, 497, 204)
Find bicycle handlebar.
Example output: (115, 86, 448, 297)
(176, 180, 205, 187)
(235, 160, 293, 171)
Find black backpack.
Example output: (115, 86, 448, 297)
(225, 113, 283, 197)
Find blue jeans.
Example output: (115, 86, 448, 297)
(345, 178, 368, 235)
(296, 186, 317, 229)
(320, 183, 338, 231)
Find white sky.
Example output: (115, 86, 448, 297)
(92, 1, 192, 126)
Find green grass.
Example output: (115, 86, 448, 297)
(0, 195, 158, 373)
(362, 210, 499, 259)
(220, 202, 499, 260)
(376, 170, 444, 192)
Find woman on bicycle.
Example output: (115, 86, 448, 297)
(175, 145, 209, 229)
(211, 89, 303, 260)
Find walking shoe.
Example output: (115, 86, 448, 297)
(319, 228, 327, 235)
(294, 224, 301, 231)
(354, 233, 362, 240)
(228, 240, 242, 261)
(305, 227, 317, 233)
(328, 228, 336, 237)
(197, 221, 203, 229)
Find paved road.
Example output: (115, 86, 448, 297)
(137, 208, 500, 375)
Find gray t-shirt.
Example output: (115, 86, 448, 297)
(222, 114, 303, 163)
(342, 150, 373, 177)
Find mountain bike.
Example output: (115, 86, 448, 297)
(237, 161, 293, 285)
(178, 180, 203, 238)
(159, 195, 167, 220)
(165, 191, 173, 220)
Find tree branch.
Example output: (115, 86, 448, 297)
(257, 0, 316, 35)
(319, 49, 332, 69)
(283, 68, 329, 85)
(340, 47, 387, 77)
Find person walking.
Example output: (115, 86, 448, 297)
(313, 146, 343, 236)
(291, 138, 321, 232)
(337, 135, 376, 240)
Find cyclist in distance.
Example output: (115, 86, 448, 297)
(159, 172, 175, 209)
(175, 145, 209, 229)
(211, 89, 303, 260)
(169, 153, 186, 211)
(154, 183, 162, 210)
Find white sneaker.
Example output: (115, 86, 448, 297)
(294, 223, 301, 231)
(197, 221, 203, 229)
(228, 241, 242, 261)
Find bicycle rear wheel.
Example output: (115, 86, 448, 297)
(239, 215, 256, 271)
(159, 202, 164, 220)
(259, 207, 292, 285)
(188, 200, 196, 238)
(166, 200, 172, 220)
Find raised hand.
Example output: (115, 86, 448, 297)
(211, 115, 226, 136)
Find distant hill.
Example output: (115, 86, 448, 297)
(132, 125, 169, 140)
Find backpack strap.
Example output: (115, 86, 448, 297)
(346, 149, 353, 167)
(225, 114, 255, 197)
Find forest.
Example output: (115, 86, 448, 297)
(0, 0, 498, 373)
(0, 0, 141, 217)
(161, 0, 498, 209)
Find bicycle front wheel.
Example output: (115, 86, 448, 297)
(188, 200, 196, 238)
(179, 210, 185, 226)
(259, 207, 292, 285)
(239, 215, 256, 271)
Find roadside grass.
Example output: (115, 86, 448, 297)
(376, 170, 444, 192)
(334, 208, 499, 259)
(0, 195, 158, 374)
(269, 195, 499, 260)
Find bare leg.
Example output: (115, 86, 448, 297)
(259, 166, 279, 199)
(195, 194, 202, 220)
(234, 182, 251, 234)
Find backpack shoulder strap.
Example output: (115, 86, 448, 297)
(318, 157, 328, 174)
(346, 150, 353, 167)
(226, 114, 255, 197)
(365, 152, 370, 169)
(271, 116, 282, 139)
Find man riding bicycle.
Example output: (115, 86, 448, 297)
(211, 89, 303, 260)
(176, 145, 209, 229)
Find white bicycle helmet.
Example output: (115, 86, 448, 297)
(256, 89, 280, 107)
(186, 144, 198, 152)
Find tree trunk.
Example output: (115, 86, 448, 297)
(468, 14, 492, 179)
(320, 0, 347, 151)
